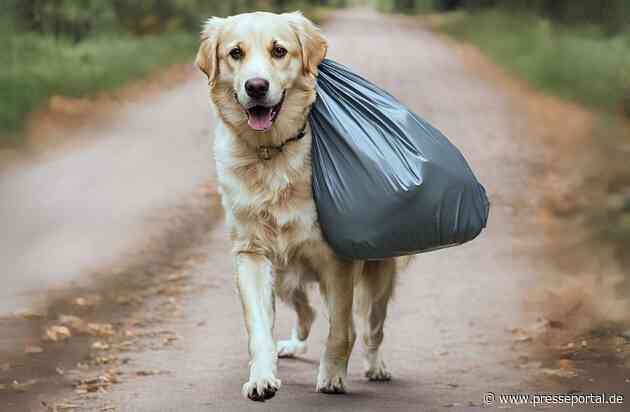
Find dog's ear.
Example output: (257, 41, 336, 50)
(195, 17, 226, 84)
(284, 11, 328, 76)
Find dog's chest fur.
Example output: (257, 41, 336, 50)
(214, 123, 331, 268)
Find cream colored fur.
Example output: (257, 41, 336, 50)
(196, 11, 411, 402)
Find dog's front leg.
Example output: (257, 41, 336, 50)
(316, 261, 360, 394)
(235, 253, 281, 401)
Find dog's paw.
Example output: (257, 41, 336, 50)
(277, 337, 307, 358)
(365, 363, 392, 381)
(242, 375, 281, 402)
(364, 351, 391, 381)
(316, 373, 347, 394)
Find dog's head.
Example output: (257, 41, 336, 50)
(196, 11, 327, 135)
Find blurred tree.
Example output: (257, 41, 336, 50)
(272, 0, 288, 12)
(111, 0, 203, 34)
(8, 0, 341, 40)
(435, 0, 463, 11)
(434, 0, 630, 34)
(13, 0, 114, 42)
(395, 0, 416, 13)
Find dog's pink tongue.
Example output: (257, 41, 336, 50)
(247, 107, 273, 131)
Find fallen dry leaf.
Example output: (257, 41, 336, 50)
(58, 314, 89, 333)
(541, 368, 578, 378)
(42, 401, 78, 411)
(87, 323, 114, 337)
(161, 334, 179, 345)
(14, 309, 45, 319)
(91, 341, 110, 351)
(43, 325, 72, 342)
(166, 272, 187, 282)
(10, 379, 38, 392)
(514, 337, 534, 344)
(113, 340, 136, 351)
(557, 359, 576, 370)
(75, 372, 118, 393)
(25, 345, 43, 354)
(73, 295, 102, 307)
(93, 355, 117, 365)
(135, 369, 160, 376)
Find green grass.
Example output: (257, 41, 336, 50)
(372, 0, 436, 14)
(0, 2, 333, 147)
(432, 10, 630, 115)
(0, 29, 197, 146)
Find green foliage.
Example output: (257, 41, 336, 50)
(1, 0, 334, 145)
(0, 30, 196, 144)
(435, 10, 630, 115)
(110, 0, 233, 34)
(372, 0, 435, 13)
(426, 0, 630, 35)
(11, 0, 116, 41)
(6, 0, 340, 39)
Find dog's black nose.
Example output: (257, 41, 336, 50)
(245, 78, 269, 99)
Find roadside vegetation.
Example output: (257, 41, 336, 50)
(432, 11, 630, 117)
(1, 0, 341, 146)
(390, 1, 630, 287)
(374, 1, 630, 115)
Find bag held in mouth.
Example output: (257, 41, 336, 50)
(309, 59, 490, 260)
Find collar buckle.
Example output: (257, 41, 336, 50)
(255, 124, 307, 161)
(256, 145, 276, 161)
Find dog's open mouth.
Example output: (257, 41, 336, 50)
(245, 92, 285, 131)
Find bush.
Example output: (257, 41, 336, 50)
(0, 0, 336, 144)
(0, 30, 197, 143)
(12, 0, 116, 42)
(436, 10, 630, 115)
(111, 0, 211, 35)
(430, 0, 630, 35)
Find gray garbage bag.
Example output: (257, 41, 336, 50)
(310, 59, 490, 260)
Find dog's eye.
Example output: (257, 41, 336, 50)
(229, 47, 242, 60)
(271, 45, 287, 59)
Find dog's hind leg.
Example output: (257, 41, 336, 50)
(316, 260, 360, 394)
(277, 287, 315, 358)
(356, 259, 397, 381)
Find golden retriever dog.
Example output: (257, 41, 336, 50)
(195, 11, 410, 401)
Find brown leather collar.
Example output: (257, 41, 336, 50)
(256, 123, 307, 161)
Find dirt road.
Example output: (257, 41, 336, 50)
(2, 8, 628, 412)
(0, 70, 214, 315)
